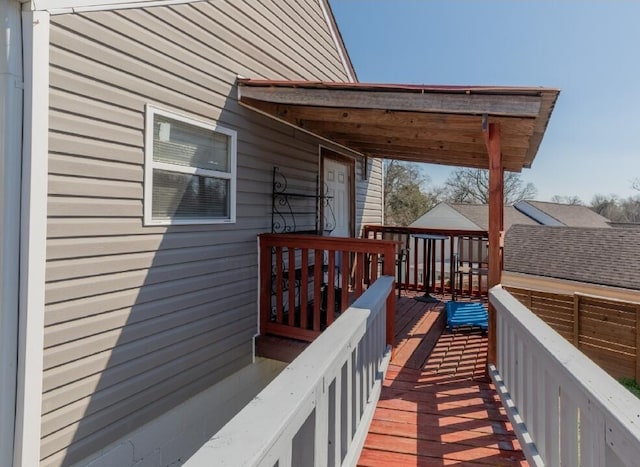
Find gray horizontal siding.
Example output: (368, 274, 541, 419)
(43, 1, 353, 465)
(356, 158, 384, 233)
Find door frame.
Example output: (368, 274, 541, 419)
(319, 146, 356, 238)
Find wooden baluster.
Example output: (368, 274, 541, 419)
(421, 236, 427, 288)
(413, 235, 419, 288)
(288, 247, 296, 326)
(431, 239, 436, 294)
(370, 253, 378, 285)
(466, 236, 472, 295)
(449, 234, 455, 295)
(341, 251, 349, 313)
(327, 251, 336, 326)
(313, 249, 323, 332)
(276, 246, 283, 324)
(355, 252, 364, 297)
(439, 238, 445, 293)
(301, 248, 309, 329)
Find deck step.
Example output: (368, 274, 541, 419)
(255, 335, 309, 363)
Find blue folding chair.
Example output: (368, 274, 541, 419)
(445, 301, 488, 331)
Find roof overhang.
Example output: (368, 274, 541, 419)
(238, 79, 559, 172)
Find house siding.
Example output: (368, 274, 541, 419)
(356, 158, 384, 232)
(42, 1, 374, 465)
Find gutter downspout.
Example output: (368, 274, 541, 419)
(0, 2, 23, 465)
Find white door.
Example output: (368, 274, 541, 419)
(323, 158, 351, 237)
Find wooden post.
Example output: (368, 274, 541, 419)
(382, 243, 396, 348)
(259, 235, 272, 335)
(485, 121, 502, 366)
(573, 294, 580, 347)
(636, 305, 640, 382)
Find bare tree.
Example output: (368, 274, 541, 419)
(591, 193, 640, 223)
(550, 195, 584, 205)
(591, 194, 625, 222)
(443, 168, 537, 204)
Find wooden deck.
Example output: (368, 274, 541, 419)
(359, 292, 527, 466)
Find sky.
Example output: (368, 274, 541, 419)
(329, 1, 640, 203)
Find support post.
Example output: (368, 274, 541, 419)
(485, 122, 502, 366)
(382, 243, 396, 348)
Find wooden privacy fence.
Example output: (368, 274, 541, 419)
(259, 233, 397, 345)
(507, 286, 640, 381)
(363, 225, 489, 298)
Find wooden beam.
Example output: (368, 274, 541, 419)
(325, 133, 528, 156)
(239, 86, 543, 117)
(303, 121, 532, 148)
(241, 98, 536, 135)
(329, 141, 523, 171)
(485, 122, 502, 367)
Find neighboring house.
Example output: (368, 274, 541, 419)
(0, 1, 383, 466)
(503, 224, 640, 299)
(513, 200, 612, 228)
(409, 201, 611, 284)
(412, 200, 611, 232)
(408, 203, 539, 282)
(411, 202, 539, 232)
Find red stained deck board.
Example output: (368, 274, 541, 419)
(358, 448, 500, 467)
(363, 433, 526, 466)
(367, 419, 521, 452)
(360, 296, 526, 466)
(371, 407, 514, 436)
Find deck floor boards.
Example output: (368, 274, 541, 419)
(359, 293, 527, 466)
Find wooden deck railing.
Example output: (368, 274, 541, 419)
(186, 277, 394, 467)
(489, 285, 640, 467)
(259, 233, 397, 345)
(363, 225, 489, 298)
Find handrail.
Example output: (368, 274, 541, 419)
(259, 233, 397, 345)
(185, 276, 394, 467)
(490, 285, 640, 467)
(363, 224, 489, 238)
(363, 225, 489, 298)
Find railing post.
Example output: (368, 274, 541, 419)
(636, 304, 640, 382)
(382, 243, 395, 347)
(259, 235, 271, 335)
(573, 294, 580, 347)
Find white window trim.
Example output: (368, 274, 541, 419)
(144, 104, 237, 226)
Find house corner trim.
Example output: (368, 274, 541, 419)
(14, 8, 50, 467)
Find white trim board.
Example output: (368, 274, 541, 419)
(318, 0, 356, 83)
(30, 0, 206, 14)
(14, 9, 50, 467)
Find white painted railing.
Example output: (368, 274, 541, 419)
(185, 276, 393, 467)
(490, 285, 640, 467)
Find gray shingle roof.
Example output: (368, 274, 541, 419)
(524, 201, 611, 228)
(449, 204, 539, 231)
(504, 225, 640, 290)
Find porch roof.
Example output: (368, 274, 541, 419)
(237, 79, 559, 172)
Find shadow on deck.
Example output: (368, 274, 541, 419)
(359, 291, 526, 466)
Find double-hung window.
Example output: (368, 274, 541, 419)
(144, 105, 237, 225)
